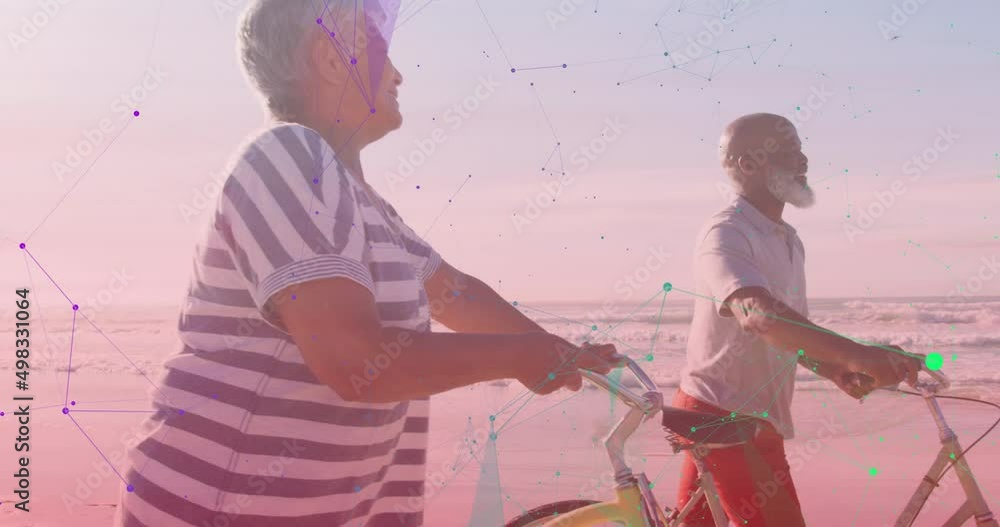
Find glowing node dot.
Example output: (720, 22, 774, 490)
(591, 325, 597, 330)
(562, 63, 567, 68)
(762, 411, 769, 418)
(926, 352, 944, 371)
(555, 471, 561, 476)
(127, 485, 135, 492)
(316, 18, 322, 24)
(313, 177, 319, 184)
(490, 432, 497, 440)
(510, 68, 516, 73)
(951, 353, 957, 361)
(662, 282, 672, 291)
(547, 373, 556, 380)
(690, 427, 697, 432)
(868, 467, 878, 476)
(512, 301, 518, 306)
(178, 409, 185, 415)
(19, 243, 26, 249)
(797, 349, 804, 356)
(133, 110, 140, 117)
(62, 408, 69, 414)
(73, 304, 79, 311)
(950, 453, 956, 459)
(70, 401, 76, 406)
(351, 58, 358, 65)
(370, 108, 376, 114)
(646, 353, 654, 362)
(489, 415, 495, 422)
(0, 412, 4, 416)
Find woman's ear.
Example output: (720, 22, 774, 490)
(309, 30, 349, 87)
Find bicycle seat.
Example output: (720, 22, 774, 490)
(661, 406, 761, 446)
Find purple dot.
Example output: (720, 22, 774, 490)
(212, 394, 218, 399)
(18, 243, 26, 249)
(62, 408, 69, 414)
(370, 108, 376, 114)
(510, 68, 516, 73)
(330, 31, 335, 37)
(72, 304, 79, 310)
(70, 401, 76, 406)
(178, 409, 185, 415)
(313, 177, 319, 184)
(416, 185, 421, 189)
(291, 294, 297, 300)
(351, 57, 358, 65)
(133, 110, 140, 117)
(562, 63, 567, 68)
(0, 412, 5, 416)
(127, 485, 135, 492)
(316, 18, 323, 24)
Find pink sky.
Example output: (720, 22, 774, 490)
(2, 0, 999, 305)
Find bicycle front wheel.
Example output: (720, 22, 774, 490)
(505, 500, 615, 527)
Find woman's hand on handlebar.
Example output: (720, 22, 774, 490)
(511, 333, 623, 395)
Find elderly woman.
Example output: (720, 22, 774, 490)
(114, 1, 619, 525)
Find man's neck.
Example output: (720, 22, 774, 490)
(740, 189, 785, 224)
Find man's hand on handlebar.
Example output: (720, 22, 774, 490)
(845, 344, 925, 393)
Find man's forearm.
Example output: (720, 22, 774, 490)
(433, 273, 544, 333)
(732, 291, 866, 366)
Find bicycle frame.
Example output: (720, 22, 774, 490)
(532, 361, 996, 527)
(892, 370, 998, 527)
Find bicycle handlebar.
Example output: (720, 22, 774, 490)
(580, 356, 661, 413)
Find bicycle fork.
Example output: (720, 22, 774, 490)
(894, 393, 997, 527)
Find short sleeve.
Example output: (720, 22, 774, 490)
(214, 124, 373, 326)
(696, 223, 771, 317)
(375, 198, 442, 283)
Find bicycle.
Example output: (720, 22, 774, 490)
(504, 356, 999, 527)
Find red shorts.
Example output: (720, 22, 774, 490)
(673, 389, 804, 527)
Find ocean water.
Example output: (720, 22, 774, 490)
(5, 296, 999, 399)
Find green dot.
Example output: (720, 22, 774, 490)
(691, 427, 697, 432)
(868, 467, 878, 476)
(490, 432, 497, 440)
(646, 353, 654, 362)
(730, 412, 736, 418)
(591, 325, 597, 330)
(950, 453, 956, 460)
(648, 482, 655, 489)
(663, 282, 673, 292)
(796, 106, 801, 111)
(878, 436, 884, 442)
(797, 349, 804, 356)
(555, 471, 561, 477)
(926, 352, 944, 371)
(489, 415, 495, 422)
(951, 353, 957, 361)
(762, 411, 769, 418)
(547, 373, 556, 380)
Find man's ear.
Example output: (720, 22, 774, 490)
(309, 30, 350, 87)
(736, 154, 758, 176)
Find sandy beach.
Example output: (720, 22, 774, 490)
(2, 369, 997, 526)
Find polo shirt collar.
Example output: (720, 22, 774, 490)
(733, 194, 796, 236)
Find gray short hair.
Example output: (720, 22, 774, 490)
(237, 0, 322, 121)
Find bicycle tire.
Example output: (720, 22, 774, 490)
(505, 500, 602, 527)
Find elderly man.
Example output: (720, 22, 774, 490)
(673, 113, 923, 526)
(114, 1, 619, 525)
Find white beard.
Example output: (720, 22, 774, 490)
(766, 169, 816, 208)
